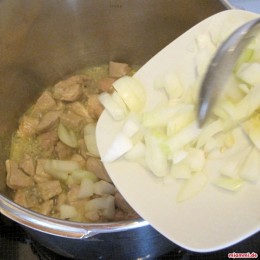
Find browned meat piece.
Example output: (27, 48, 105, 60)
(114, 192, 136, 214)
(6, 160, 34, 189)
(70, 154, 86, 169)
(19, 154, 35, 176)
(55, 141, 73, 160)
(18, 116, 39, 137)
(114, 209, 139, 221)
(38, 180, 62, 201)
(14, 189, 28, 207)
(97, 77, 115, 93)
(86, 157, 112, 183)
(60, 110, 85, 130)
(68, 102, 93, 121)
(70, 200, 87, 220)
(31, 91, 56, 116)
(34, 159, 52, 183)
(109, 61, 130, 78)
(55, 193, 67, 208)
(40, 200, 54, 215)
(87, 94, 104, 120)
(37, 131, 59, 157)
(67, 185, 80, 203)
(53, 75, 88, 101)
(36, 111, 60, 133)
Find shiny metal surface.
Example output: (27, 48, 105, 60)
(198, 17, 260, 126)
(0, 0, 225, 245)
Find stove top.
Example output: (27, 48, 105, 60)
(0, 213, 259, 260)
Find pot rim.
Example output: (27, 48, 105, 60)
(0, 194, 148, 239)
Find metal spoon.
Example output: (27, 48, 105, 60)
(197, 17, 260, 126)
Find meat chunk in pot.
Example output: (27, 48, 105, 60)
(53, 75, 88, 101)
(19, 154, 35, 177)
(37, 180, 62, 201)
(34, 159, 52, 183)
(60, 110, 85, 130)
(31, 91, 56, 116)
(18, 116, 39, 137)
(97, 77, 115, 93)
(36, 111, 60, 133)
(6, 160, 34, 189)
(68, 102, 93, 123)
(109, 61, 130, 78)
(87, 94, 104, 120)
(40, 200, 54, 215)
(55, 141, 74, 160)
(37, 130, 59, 157)
(86, 157, 112, 183)
(14, 189, 28, 207)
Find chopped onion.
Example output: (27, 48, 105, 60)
(242, 113, 260, 150)
(98, 92, 127, 120)
(213, 176, 244, 192)
(144, 130, 169, 177)
(78, 178, 94, 199)
(84, 124, 100, 157)
(70, 169, 98, 184)
(113, 76, 145, 112)
(102, 132, 133, 162)
(58, 123, 78, 148)
(44, 160, 81, 181)
(60, 205, 78, 219)
(94, 180, 115, 195)
(85, 195, 115, 219)
(167, 121, 201, 153)
(236, 62, 260, 85)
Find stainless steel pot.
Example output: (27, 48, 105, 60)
(0, 1, 226, 258)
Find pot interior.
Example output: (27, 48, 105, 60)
(0, 0, 225, 218)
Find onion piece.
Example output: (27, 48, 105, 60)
(236, 62, 260, 85)
(144, 130, 169, 177)
(70, 169, 98, 184)
(85, 195, 115, 219)
(242, 113, 260, 150)
(167, 121, 201, 154)
(196, 119, 224, 148)
(44, 160, 81, 181)
(102, 132, 133, 162)
(94, 180, 115, 195)
(78, 178, 94, 199)
(142, 103, 184, 128)
(58, 123, 78, 148)
(60, 205, 78, 219)
(84, 124, 100, 157)
(213, 176, 244, 192)
(220, 147, 251, 178)
(166, 105, 195, 136)
(98, 92, 127, 120)
(113, 76, 145, 112)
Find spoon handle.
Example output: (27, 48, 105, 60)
(197, 17, 260, 126)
